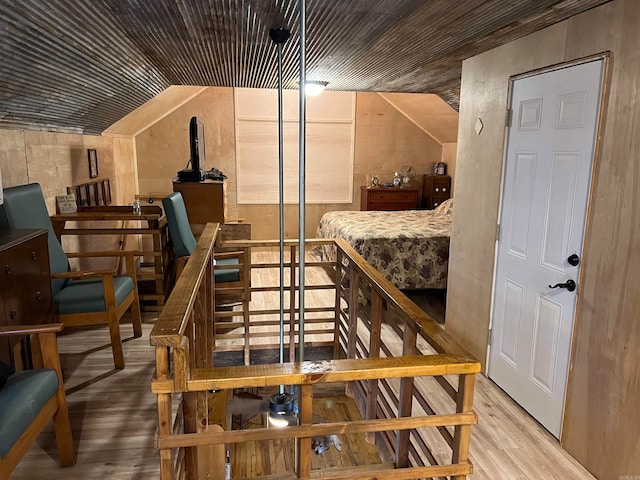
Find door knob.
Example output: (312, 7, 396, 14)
(548, 279, 576, 292)
(567, 254, 580, 266)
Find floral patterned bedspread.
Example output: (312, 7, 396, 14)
(312, 199, 452, 289)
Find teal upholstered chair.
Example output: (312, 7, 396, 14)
(0, 323, 74, 476)
(1, 183, 142, 370)
(163, 192, 251, 361)
(162, 192, 242, 285)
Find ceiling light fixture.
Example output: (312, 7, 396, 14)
(304, 81, 328, 96)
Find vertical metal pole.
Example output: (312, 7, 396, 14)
(270, 27, 290, 395)
(277, 41, 285, 395)
(298, 0, 306, 363)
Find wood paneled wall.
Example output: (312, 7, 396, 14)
(446, 1, 640, 478)
(0, 129, 138, 267)
(134, 89, 445, 239)
(135, 87, 237, 216)
(0, 130, 135, 211)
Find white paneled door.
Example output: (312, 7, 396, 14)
(489, 59, 604, 438)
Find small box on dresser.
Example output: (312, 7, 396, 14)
(422, 174, 451, 209)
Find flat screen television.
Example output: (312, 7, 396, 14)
(177, 116, 206, 182)
(189, 116, 205, 171)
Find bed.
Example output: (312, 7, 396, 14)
(313, 199, 452, 289)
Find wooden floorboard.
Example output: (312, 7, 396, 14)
(11, 317, 161, 480)
(229, 395, 383, 478)
(11, 252, 596, 479)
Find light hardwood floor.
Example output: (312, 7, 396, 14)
(11, 257, 596, 479)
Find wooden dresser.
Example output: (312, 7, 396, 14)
(173, 180, 226, 236)
(422, 174, 451, 209)
(360, 186, 419, 211)
(0, 229, 53, 368)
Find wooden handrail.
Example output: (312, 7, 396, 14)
(150, 223, 218, 347)
(221, 238, 335, 249)
(335, 238, 475, 359)
(51, 207, 163, 222)
(151, 355, 480, 393)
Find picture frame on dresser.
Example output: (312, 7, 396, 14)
(77, 183, 89, 207)
(55, 194, 78, 214)
(102, 179, 111, 205)
(96, 182, 105, 206)
(66, 185, 80, 204)
(88, 182, 97, 206)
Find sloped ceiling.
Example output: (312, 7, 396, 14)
(104, 86, 208, 136)
(0, 0, 610, 135)
(379, 93, 459, 144)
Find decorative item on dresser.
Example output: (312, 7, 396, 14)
(0, 229, 53, 368)
(422, 174, 451, 209)
(360, 186, 419, 211)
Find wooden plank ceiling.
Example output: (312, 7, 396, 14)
(0, 0, 610, 135)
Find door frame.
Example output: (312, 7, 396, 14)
(486, 52, 611, 439)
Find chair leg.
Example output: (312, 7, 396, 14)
(52, 397, 75, 466)
(40, 332, 75, 466)
(130, 296, 143, 338)
(107, 308, 125, 369)
(125, 255, 143, 339)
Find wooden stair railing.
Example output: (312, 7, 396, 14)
(150, 226, 481, 480)
(334, 238, 480, 478)
(211, 238, 337, 363)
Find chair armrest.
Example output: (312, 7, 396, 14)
(0, 323, 64, 337)
(51, 269, 116, 280)
(214, 251, 244, 260)
(67, 250, 149, 259)
(0, 323, 66, 383)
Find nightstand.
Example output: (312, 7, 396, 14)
(422, 175, 451, 209)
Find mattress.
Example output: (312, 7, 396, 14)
(313, 199, 452, 289)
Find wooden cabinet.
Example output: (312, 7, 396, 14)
(0, 229, 53, 368)
(422, 174, 451, 209)
(172, 180, 226, 236)
(360, 186, 419, 211)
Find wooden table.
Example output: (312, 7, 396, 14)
(50, 206, 170, 311)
